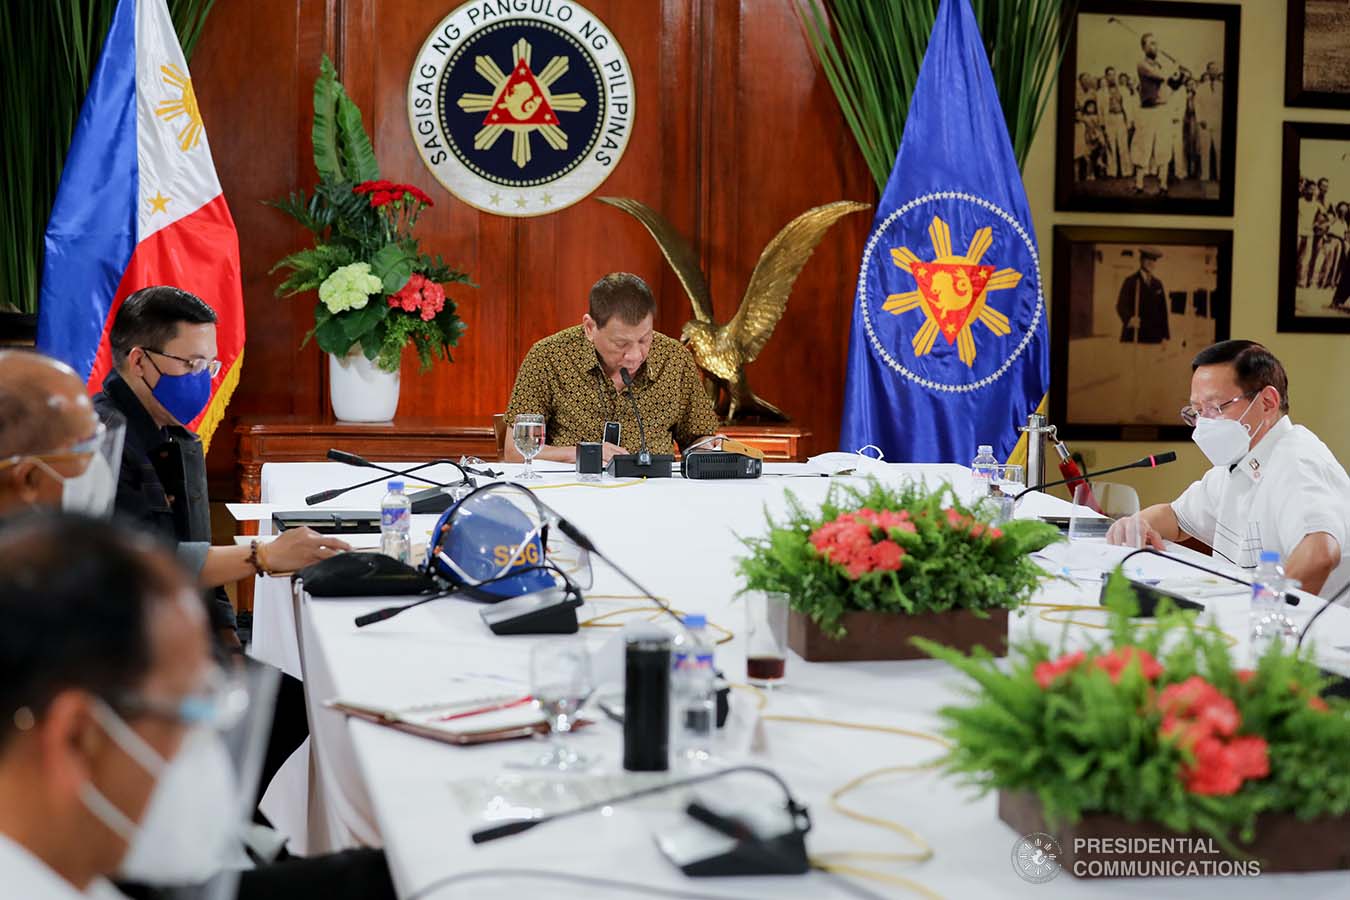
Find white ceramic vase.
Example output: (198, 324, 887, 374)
(328, 348, 400, 422)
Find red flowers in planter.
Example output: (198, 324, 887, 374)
(808, 508, 915, 579)
(1034, 653, 1270, 796)
(1158, 676, 1268, 796)
(388, 273, 446, 321)
(354, 180, 433, 208)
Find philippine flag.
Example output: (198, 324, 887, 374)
(37, 0, 243, 451)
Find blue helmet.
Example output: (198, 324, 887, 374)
(426, 488, 557, 599)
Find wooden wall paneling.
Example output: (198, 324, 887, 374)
(701, 0, 875, 457)
(194, 0, 338, 496)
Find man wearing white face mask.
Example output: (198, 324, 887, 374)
(1111, 341, 1350, 597)
(0, 513, 233, 899)
(0, 351, 124, 518)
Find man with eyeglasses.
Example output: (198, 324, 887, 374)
(0, 351, 124, 517)
(92, 286, 350, 652)
(1108, 340, 1350, 597)
(0, 514, 397, 900)
(0, 512, 234, 899)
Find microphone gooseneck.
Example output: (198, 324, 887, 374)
(469, 764, 809, 845)
(1116, 546, 1299, 608)
(1297, 578, 1350, 649)
(308, 451, 471, 506)
(619, 367, 652, 466)
(1012, 451, 1177, 503)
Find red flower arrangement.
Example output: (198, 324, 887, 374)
(1035, 650, 1271, 797)
(808, 507, 915, 579)
(388, 273, 446, 321)
(353, 179, 434, 208)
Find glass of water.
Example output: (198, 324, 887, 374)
(527, 638, 593, 770)
(988, 463, 1023, 524)
(513, 413, 545, 481)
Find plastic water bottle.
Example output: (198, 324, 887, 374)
(380, 480, 412, 565)
(1250, 550, 1287, 656)
(971, 444, 998, 497)
(671, 614, 716, 765)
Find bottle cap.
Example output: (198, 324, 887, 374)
(977, 444, 993, 454)
(682, 613, 707, 629)
(387, 480, 404, 492)
(1259, 550, 1280, 564)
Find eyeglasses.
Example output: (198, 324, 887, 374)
(0, 420, 111, 468)
(1179, 392, 1255, 427)
(112, 668, 249, 732)
(144, 348, 222, 378)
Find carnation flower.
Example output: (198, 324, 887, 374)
(318, 262, 382, 314)
(1034, 650, 1086, 689)
(1093, 646, 1164, 683)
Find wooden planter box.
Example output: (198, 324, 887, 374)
(787, 607, 1007, 662)
(998, 789, 1350, 876)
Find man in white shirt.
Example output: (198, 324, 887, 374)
(1109, 341, 1350, 597)
(0, 514, 216, 899)
(1194, 64, 1222, 181)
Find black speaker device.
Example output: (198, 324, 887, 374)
(609, 453, 674, 479)
(682, 451, 762, 480)
(479, 587, 584, 635)
(577, 441, 603, 477)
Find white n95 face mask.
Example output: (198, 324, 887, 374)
(79, 699, 241, 885)
(56, 453, 118, 517)
(1191, 397, 1261, 467)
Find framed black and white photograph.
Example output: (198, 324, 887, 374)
(1051, 226, 1233, 442)
(1054, 1, 1240, 216)
(1285, 1, 1350, 109)
(1277, 123, 1350, 334)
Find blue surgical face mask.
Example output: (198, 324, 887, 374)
(144, 355, 212, 425)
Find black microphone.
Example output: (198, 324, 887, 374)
(1297, 578, 1350, 649)
(619, 367, 651, 466)
(1118, 546, 1299, 607)
(1012, 451, 1177, 502)
(307, 450, 470, 505)
(469, 764, 811, 877)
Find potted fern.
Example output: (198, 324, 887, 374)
(916, 575, 1350, 876)
(736, 479, 1059, 661)
(269, 56, 470, 422)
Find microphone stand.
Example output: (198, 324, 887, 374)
(1297, 578, 1350, 649)
(1012, 452, 1176, 503)
(309, 451, 472, 506)
(470, 764, 811, 876)
(620, 367, 652, 467)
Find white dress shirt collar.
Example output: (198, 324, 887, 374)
(0, 832, 129, 900)
(1232, 414, 1292, 484)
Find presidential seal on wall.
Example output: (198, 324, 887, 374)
(408, 0, 634, 217)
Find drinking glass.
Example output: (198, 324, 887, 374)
(988, 463, 1023, 525)
(527, 638, 593, 770)
(512, 413, 546, 481)
(745, 591, 789, 687)
(1071, 482, 1141, 547)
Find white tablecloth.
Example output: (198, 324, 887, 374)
(248, 461, 1350, 899)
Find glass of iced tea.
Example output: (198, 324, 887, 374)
(745, 591, 789, 687)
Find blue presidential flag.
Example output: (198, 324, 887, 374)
(839, 0, 1048, 464)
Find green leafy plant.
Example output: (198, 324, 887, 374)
(269, 56, 471, 372)
(916, 573, 1350, 847)
(736, 479, 1060, 637)
(799, 0, 1076, 187)
(1, 0, 217, 317)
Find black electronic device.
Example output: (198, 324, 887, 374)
(407, 486, 465, 514)
(576, 441, 603, 477)
(470, 764, 811, 878)
(610, 367, 674, 477)
(609, 452, 674, 479)
(273, 510, 381, 534)
(682, 451, 762, 480)
(1118, 547, 1300, 607)
(1013, 451, 1177, 502)
(479, 587, 583, 635)
(299, 552, 441, 598)
(603, 420, 621, 446)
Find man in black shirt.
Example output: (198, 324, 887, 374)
(92, 286, 349, 650)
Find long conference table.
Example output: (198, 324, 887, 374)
(244, 460, 1350, 899)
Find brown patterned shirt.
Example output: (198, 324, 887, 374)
(504, 325, 719, 454)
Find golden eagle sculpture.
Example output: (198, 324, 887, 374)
(598, 197, 871, 422)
